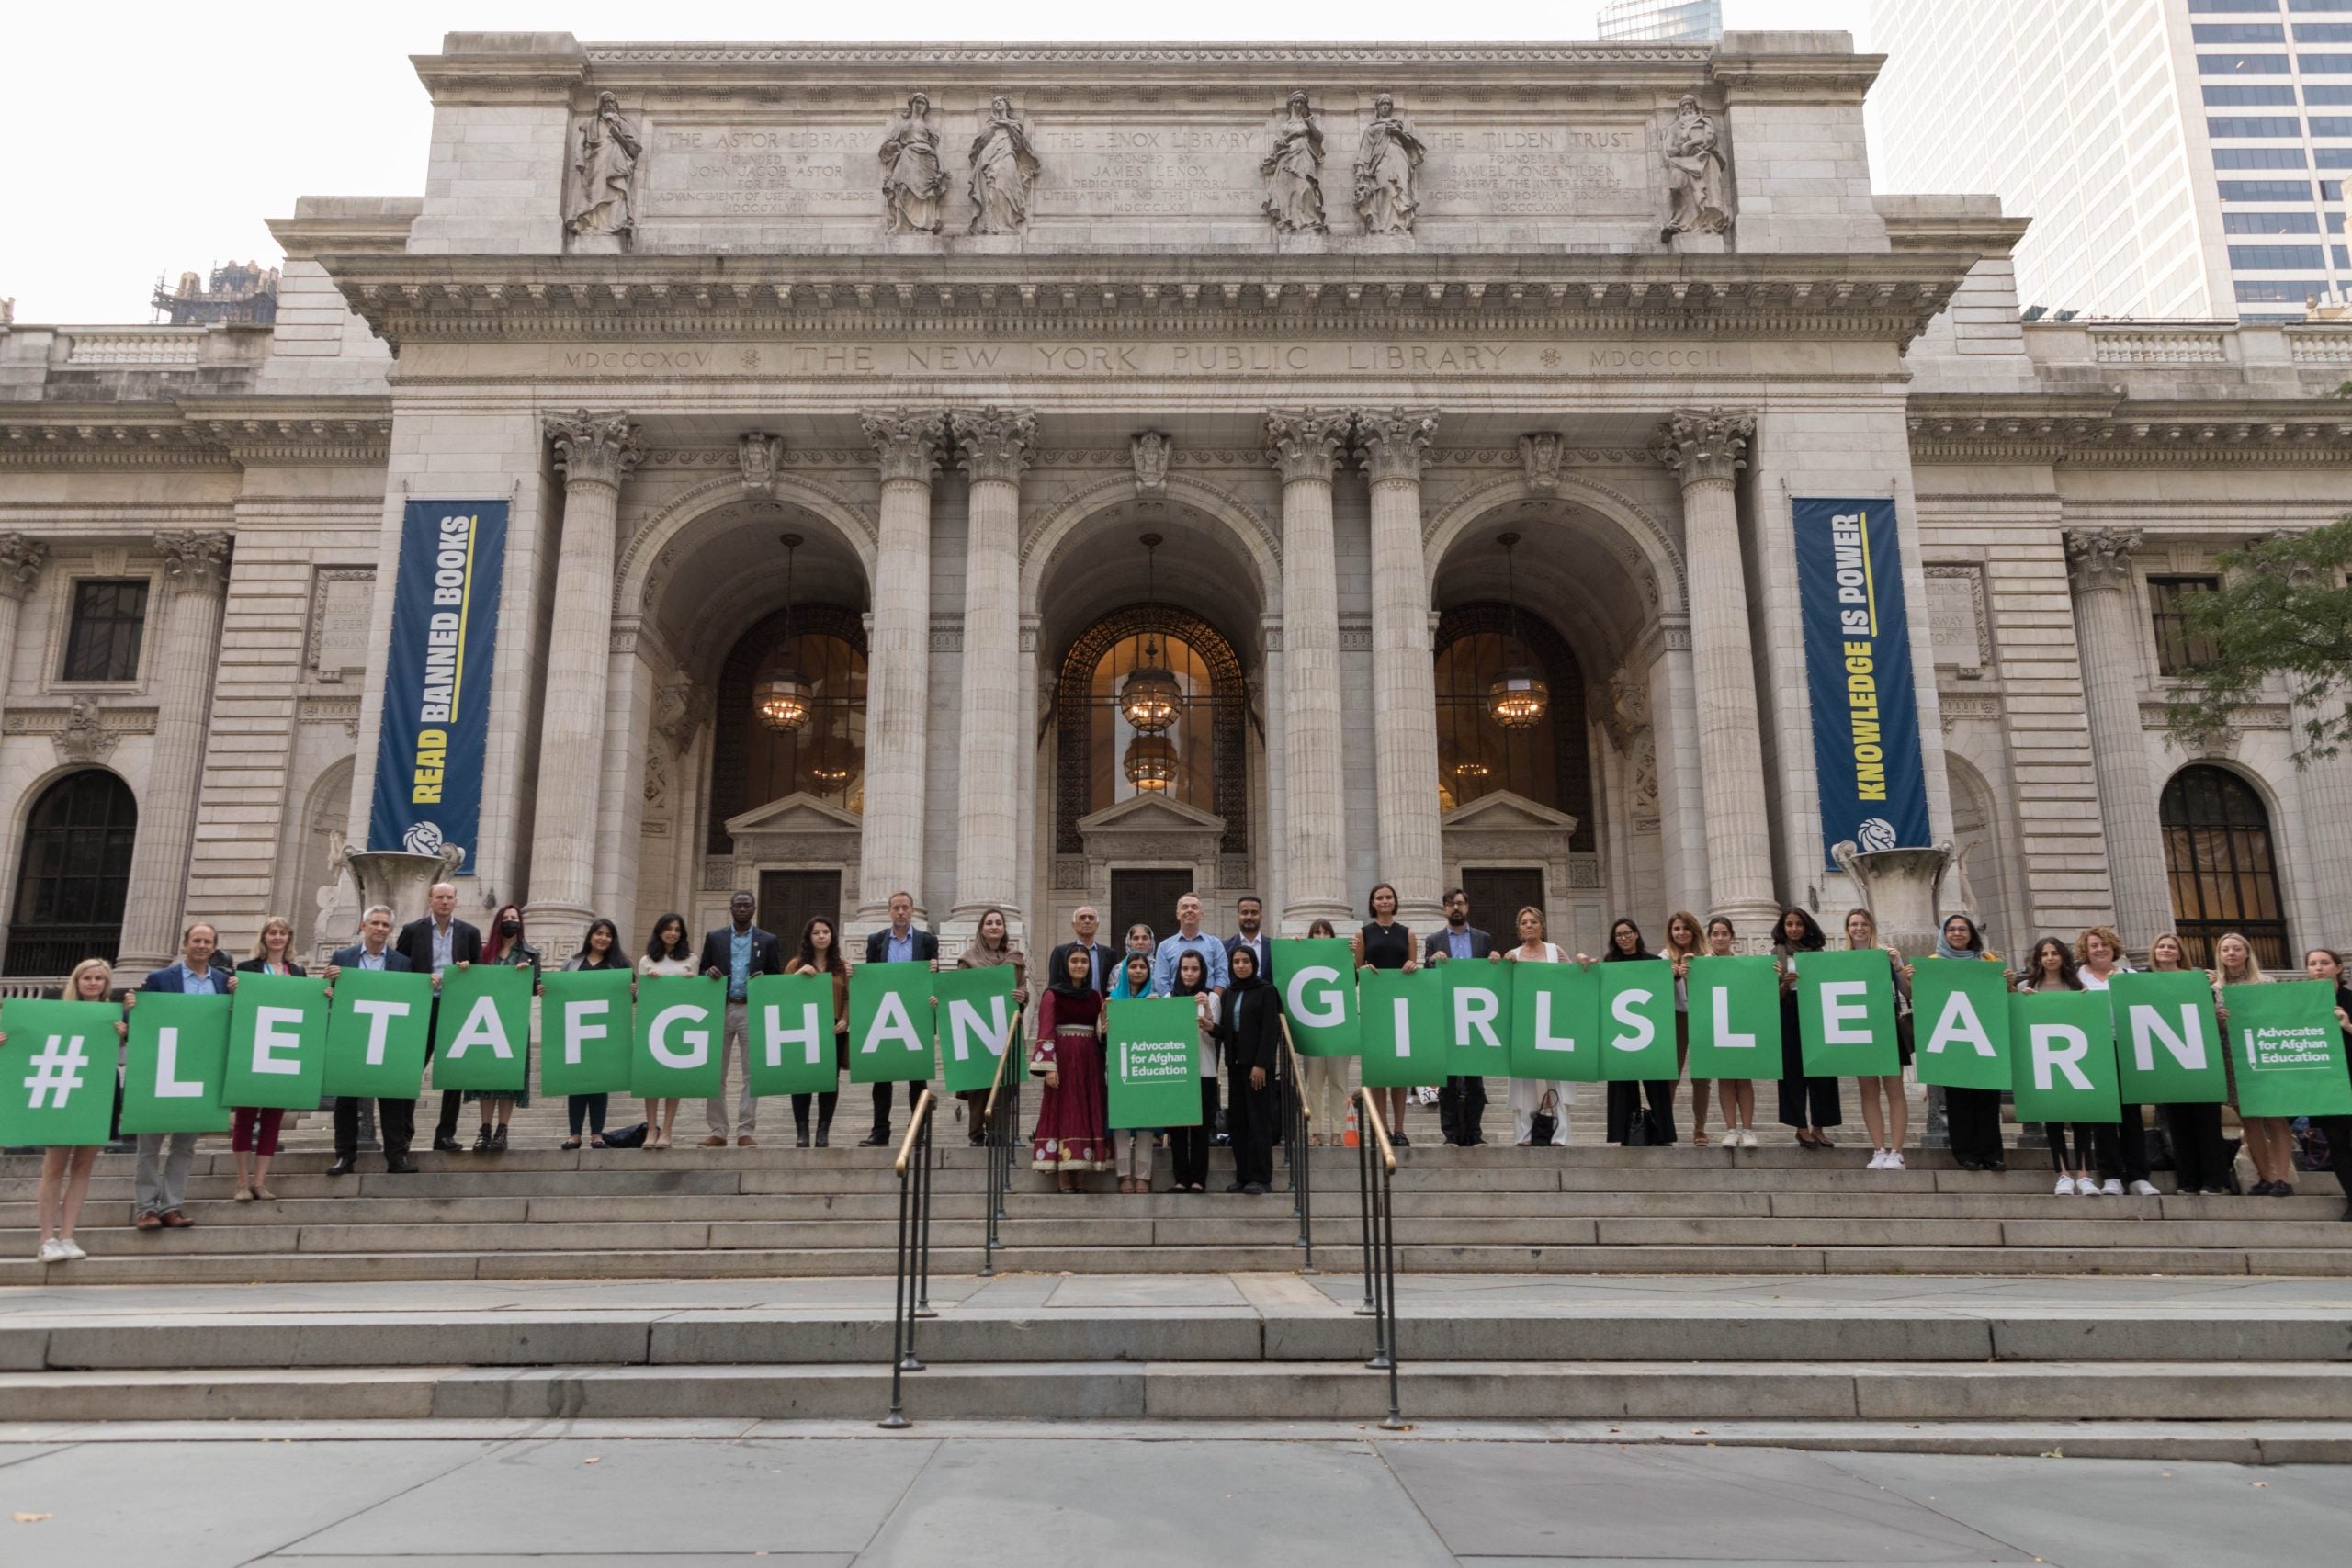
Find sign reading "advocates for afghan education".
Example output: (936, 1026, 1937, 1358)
(1792, 498, 1932, 868)
(368, 501, 509, 873)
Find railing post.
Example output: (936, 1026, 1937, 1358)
(915, 1101, 937, 1317)
(879, 1126, 916, 1428)
(1376, 1135, 1403, 1429)
(1355, 1093, 1377, 1320)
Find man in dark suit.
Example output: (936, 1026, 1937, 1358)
(1425, 886, 1493, 1147)
(1223, 896, 1272, 988)
(394, 880, 481, 1152)
(1047, 904, 1118, 996)
(132, 921, 240, 1229)
(695, 889, 786, 1146)
(861, 889, 938, 1145)
(322, 904, 417, 1174)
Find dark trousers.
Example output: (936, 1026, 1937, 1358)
(1228, 1070, 1277, 1189)
(1776, 1013, 1843, 1130)
(1170, 1077, 1219, 1189)
(1606, 1079, 1678, 1145)
(423, 998, 463, 1142)
(791, 1089, 840, 1134)
(338, 1095, 413, 1161)
(2044, 1122, 2100, 1171)
(2093, 1104, 2150, 1184)
(871, 1079, 932, 1137)
(1945, 1086, 2006, 1167)
(2162, 1102, 2233, 1191)
(566, 1094, 608, 1137)
(1438, 1076, 1488, 1145)
(2314, 1115, 2352, 1203)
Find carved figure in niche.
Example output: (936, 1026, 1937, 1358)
(967, 96, 1040, 234)
(1353, 93, 1426, 235)
(1661, 95, 1731, 242)
(567, 92, 643, 241)
(1261, 91, 1328, 234)
(878, 93, 950, 234)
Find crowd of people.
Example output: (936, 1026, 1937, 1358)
(10, 882, 2352, 1262)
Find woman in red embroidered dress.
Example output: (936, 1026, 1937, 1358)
(1032, 943, 1113, 1190)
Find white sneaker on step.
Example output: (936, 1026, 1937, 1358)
(2129, 1179, 2160, 1198)
(1742, 1129, 1759, 1148)
(2053, 1176, 2077, 1197)
(2099, 1179, 2124, 1197)
(1887, 1150, 1905, 1170)
(57, 1238, 85, 1260)
(35, 1239, 65, 1262)
(1865, 1149, 1888, 1169)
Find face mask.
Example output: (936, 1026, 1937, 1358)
(501, 919, 522, 937)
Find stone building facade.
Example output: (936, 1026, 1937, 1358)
(0, 30, 2346, 979)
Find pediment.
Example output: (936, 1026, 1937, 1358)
(1442, 789, 1579, 836)
(1077, 792, 1226, 837)
(725, 791, 863, 838)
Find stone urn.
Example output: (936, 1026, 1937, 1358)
(334, 841, 467, 932)
(1831, 839, 1953, 962)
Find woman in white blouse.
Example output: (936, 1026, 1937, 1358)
(636, 912, 697, 1150)
(1500, 905, 1572, 1147)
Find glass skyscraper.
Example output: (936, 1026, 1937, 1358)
(1597, 0, 1724, 43)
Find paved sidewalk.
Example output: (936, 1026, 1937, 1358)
(0, 1432, 2346, 1565)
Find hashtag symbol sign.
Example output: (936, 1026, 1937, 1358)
(23, 1034, 89, 1111)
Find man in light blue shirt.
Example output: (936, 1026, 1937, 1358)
(133, 921, 239, 1226)
(1151, 892, 1228, 996)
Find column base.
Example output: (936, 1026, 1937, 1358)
(524, 900, 594, 960)
(1713, 897, 1786, 953)
(944, 905, 1028, 960)
(1280, 899, 1351, 937)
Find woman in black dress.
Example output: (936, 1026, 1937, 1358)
(1597, 918, 1675, 1145)
(1351, 881, 1420, 1145)
(1217, 944, 1281, 1194)
(2301, 945, 2352, 1220)
(1772, 906, 1841, 1149)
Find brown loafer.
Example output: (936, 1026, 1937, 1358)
(160, 1209, 194, 1228)
(133, 1212, 164, 1231)
(736, 1134, 757, 1147)
(698, 1134, 728, 1147)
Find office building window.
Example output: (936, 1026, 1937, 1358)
(58, 580, 148, 683)
(2296, 23, 2352, 39)
(2219, 179, 2316, 198)
(2301, 52, 2352, 68)
(2316, 146, 2352, 164)
(2236, 278, 2324, 299)
(2228, 243, 2329, 265)
(2306, 84, 2352, 101)
(2209, 115, 2303, 134)
(2148, 576, 2222, 677)
(2216, 145, 2309, 166)
(2312, 116, 2352, 132)
(2205, 84, 2298, 104)
(2200, 53, 2293, 71)
(2197, 22, 2289, 39)
(2225, 209, 2322, 231)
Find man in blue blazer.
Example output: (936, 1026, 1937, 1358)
(695, 890, 786, 1146)
(131, 921, 240, 1228)
(322, 905, 418, 1174)
(860, 890, 938, 1145)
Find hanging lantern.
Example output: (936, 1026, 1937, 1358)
(1123, 733, 1178, 791)
(1450, 749, 1493, 783)
(1118, 532, 1182, 734)
(753, 532, 811, 734)
(1487, 530, 1550, 729)
(808, 758, 854, 788)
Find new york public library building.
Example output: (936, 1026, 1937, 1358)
(2, 28, 2349, 987)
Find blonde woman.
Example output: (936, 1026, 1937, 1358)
(1298, 917, 1351, 1145)
(1501, 906, 1573, 1147)
(2213, 931, 2290, 1196)
(1661, 911, 1709, 1145)
(1843, 908, 1912, 1172)
(2076, 925, 2156, 1196)
(2149, 931, 2228, 1193)
(230, 917, 307, 1200)
(6, 958, 127, 1260)
(1704, 918, 1758, 1147)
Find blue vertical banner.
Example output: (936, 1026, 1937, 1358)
(1792, 497, 1931, 868)
(368, 501, 509, 872)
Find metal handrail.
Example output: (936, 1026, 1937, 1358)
(978, 1034, 1023, 1275)
(1279, 1018, 1314, 1269)
(1351, 1086, 1404, 1430)
(879, 1089, 938, 1430)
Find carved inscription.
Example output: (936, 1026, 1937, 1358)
(644, 125, 870, 217)
(1427, 125, 1652, 218)
(1030, 125, 1261, 216)
(548, 340, 1747, 378)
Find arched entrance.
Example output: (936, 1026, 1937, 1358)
(2161, 763, 2289, 967)
(6, 769, 137, 976)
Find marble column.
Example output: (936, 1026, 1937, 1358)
(118, 532, 232, 971)
(947, 406, 1035, 940)
(1653, 412, 1778, 933)
(858, 412, 945, 924)
(1356, 409, 1444, 927)
(2064, 528, 2173, 946)
(0, 536, 49, 728)
(1265, 410, 1353, 931)
(525, 411, 642, 950)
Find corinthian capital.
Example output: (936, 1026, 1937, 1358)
(0, 535, 48, 601)
(1264, 409, 1351, 485)
(1652, 409, 1756, 487)
(2064, 527, 2143, 596)
(861, 409, 947, 485)
(154, 531, 232, 596)
(1355, 409, 1439, 484)
(949, 407, 1037, 486)
(544, 410, 644, 490)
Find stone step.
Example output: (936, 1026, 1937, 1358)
(6, 1359, 2344, 1424)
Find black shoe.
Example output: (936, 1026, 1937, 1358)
(2271, 1182, 2295, 1198)
(325, 1156, 355, 1177)
(968, 1132, 987, 1146)
(1225, 1182, 1247, 1193)
(815, 1129, 831, 1148)
(1393, 1133, 1410, 1147)
(491, 1125, 508, 1153)
(2249, 1180, 2277, 1196)
(433, 1134, 461, 1153)
(1985, 1158, 2007, 1172)
(471, 1127, 493, 1154)
(795, 1131, 811, 1148)
(385, 1156, 418, 1174)
(859, 1130, 891, 1146)
(1242, 1182, 1268, 1196)
(1955, 1157, 1983, 1171)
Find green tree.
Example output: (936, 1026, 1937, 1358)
(2164, 517, 2352, 762)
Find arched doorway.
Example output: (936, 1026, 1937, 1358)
(707, 604, 869, 847)
(2160, 763, 2289, 968)
(6, 769, 137, 976)
(1057, 607, 1248, 844)
(1433, 603, 1594, 840)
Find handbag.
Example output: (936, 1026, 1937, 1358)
(1528, 1089, 1558, 1147)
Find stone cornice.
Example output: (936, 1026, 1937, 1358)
(1907, 394, 2352, 467)
(0, 398, 391, 471)
(323, 253, 1973, 350)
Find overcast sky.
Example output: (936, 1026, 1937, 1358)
(3, 0, 1871, 323)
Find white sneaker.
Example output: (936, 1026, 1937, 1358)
(2078, 1178, 2105, 1196)
(2099, 1179, 2124, 1197)
(2054, 1176, 2078, 1197)
(57, 1238, 85, 1260)
(1866, 1149, 1889, 1170)
(35, 1239, 65, 1263)
(1741, 1129, 1759, 1148)
(1887, 1150, 1905, 1170)
(2129, 1180, 2160, 1198)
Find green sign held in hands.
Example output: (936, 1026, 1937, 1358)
(1684, 955, 1779, 1081)
(225, 973, 332, 1111)
(120, 992, 232, 1134)
(1908, 957, 2011, 1092)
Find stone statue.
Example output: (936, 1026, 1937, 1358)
(1353, 94, 1426, 235)
(878, 93, 949, 235)
(1661, 95, 1731, 243)
(967, 96, 1040, 235)
(1261, 91, 1328, 234)
(568, 92, 643, 241)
